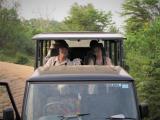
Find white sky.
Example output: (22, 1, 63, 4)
(18, 0, 125, 30)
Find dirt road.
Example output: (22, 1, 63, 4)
(0, 61, 34, 114)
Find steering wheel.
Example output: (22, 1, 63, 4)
(43, 101, 72, 116)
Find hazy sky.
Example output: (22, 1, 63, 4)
(18, 0, 125, 30)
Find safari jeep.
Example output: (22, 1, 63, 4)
(0, 32, 148, 120)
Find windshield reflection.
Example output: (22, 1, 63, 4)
(25, 82, 138, 120)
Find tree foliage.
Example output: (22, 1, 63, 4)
(64, 3, 118, 32)
(123, 0, 160, 119)
(23, 18, 70, 33)
(0, 0, 34, 65)
(122, 0, 160, 32)
(125, 17, 160, 120)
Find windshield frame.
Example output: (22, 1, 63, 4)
(22, 80, 141, 120)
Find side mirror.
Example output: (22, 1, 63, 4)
(139, 103, 149, 119)
(3, 108, 14, 120)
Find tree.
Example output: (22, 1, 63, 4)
(125, 17, 160, 120)
(0, 8, 20, 47)
(64, 3, 118, 32)
(122, 1, 160, 119)
(122, 0, 160, 32)
(24, 18, 70, 33)
(0, 0, 34, 64)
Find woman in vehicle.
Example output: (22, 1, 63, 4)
(85, 42, 112, 65)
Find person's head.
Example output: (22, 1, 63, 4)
(56, 40, 69, 58)
(90, 40, 98, 49)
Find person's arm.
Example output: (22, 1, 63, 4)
(43, 57, 53, 69)
(106, 57, 112, 65)
(44, 48, 52, 64)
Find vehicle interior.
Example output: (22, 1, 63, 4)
(50, 47, 90, 62)
(35, 39, 124, 69)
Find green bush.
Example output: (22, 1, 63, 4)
(0, 50, 15, 62)
(15, 53, 29, 65)
(125, 17, 160, 120)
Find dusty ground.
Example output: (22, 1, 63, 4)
(0, 61, 34, 114)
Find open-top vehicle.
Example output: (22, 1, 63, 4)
(0, 32, 148, 120)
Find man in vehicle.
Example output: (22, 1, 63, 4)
(44, 40, 81, 68)
(44, 40, 72, 67)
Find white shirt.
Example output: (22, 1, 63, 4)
(44, 56, 81, 68)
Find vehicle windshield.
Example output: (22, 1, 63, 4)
(24, 82, 138, 120)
